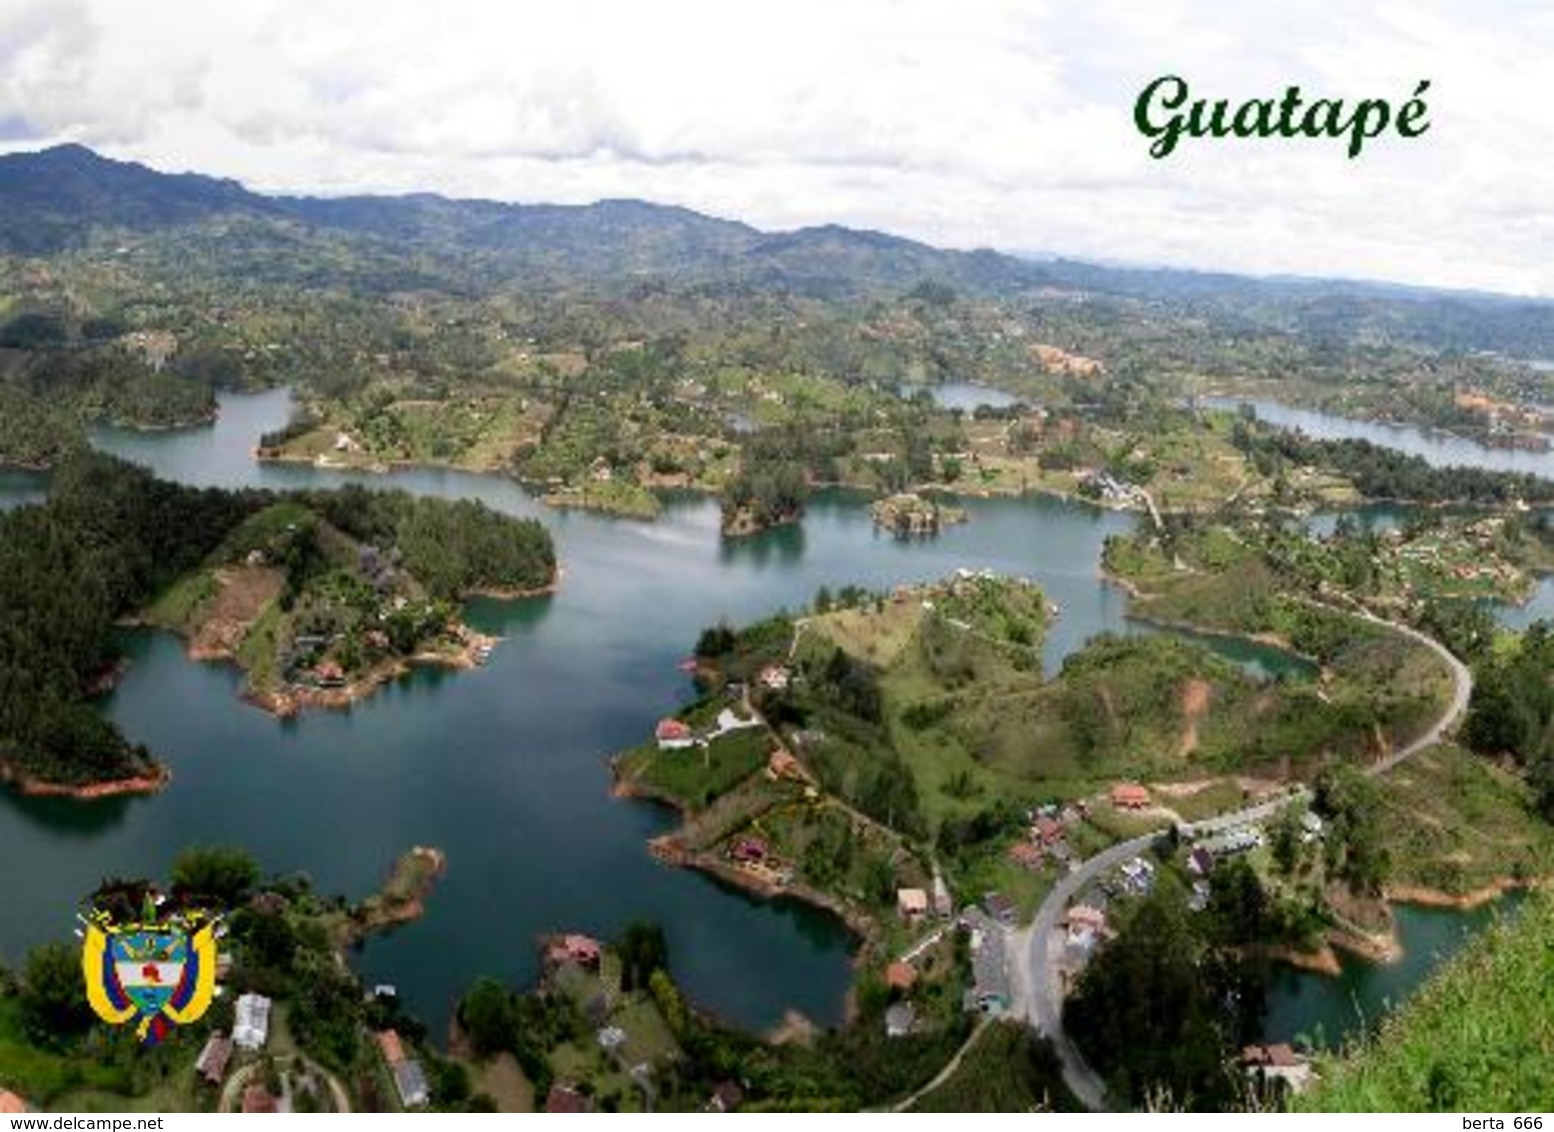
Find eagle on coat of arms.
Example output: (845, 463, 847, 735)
(80, 895, 219, 1045)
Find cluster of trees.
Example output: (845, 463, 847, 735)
(302, 486, 556, 599)
(1312, 765, 1392, 896)
(721, 458, 808, 532)
(0, 383, 82, 467)
(1463, 620, 1554, 819)
(0, 452, 261, 783)
(1065, 887, 1265, 1110)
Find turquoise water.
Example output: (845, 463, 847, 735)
(0, 387, 1540, 1045)
(1262, 898, 1521, 1049)
(1210, 396, 1554, 478)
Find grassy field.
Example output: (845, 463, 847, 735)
(1301, 888, 1554, 1111)
(617, 726, 771, 811)
(1375, 745, 1554, 896)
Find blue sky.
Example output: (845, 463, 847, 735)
(1, 0, 1551, 295)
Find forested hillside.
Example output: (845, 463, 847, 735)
(0, 453, 555, 788)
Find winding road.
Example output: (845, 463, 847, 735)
(1010, 605, 1474, 1111)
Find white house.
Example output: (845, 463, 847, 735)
(233, 993, 271, 1051)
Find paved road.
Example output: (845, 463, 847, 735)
(1012, 604, 1474, 1110)
(1010, 832, 1161, 1111)
(1349, 606, 1474, 773)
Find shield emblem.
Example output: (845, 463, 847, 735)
(82, 909, 219, 1045)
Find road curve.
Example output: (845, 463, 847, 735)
(1014, 605, 1473, 1111)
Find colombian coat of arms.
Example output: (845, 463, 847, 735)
(81, 899, 219, 1045)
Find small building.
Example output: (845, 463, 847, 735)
(1064, 904, 1107, 934)
(758, 665, 791, 691)
(730, 836, 769, 863)
(597, 1026, 626, 1051)
(1034, 815, 1066, 845)
(547, 933, 603, 970)
(376, 1029, 407, 1066)
(1008, 840, 1043, 870)
(896, 888, 930, 921)
(655, 718, 696, 750)
(1202, 827, 1263, 857)
(884, 961, 918, 993)
(314, 660, 346, 688)
(195, 1033, 234, 1086)
(546, 1084, 592, 1113)
(884, 1002, 917, 1038)
(1242, 1043, 1315, 1092)
(1187, 846, 1215, 877)
(233, 993, 271, 1051)
(1111, 783, 1151, 810)
(1119, 857, 1156, 893)
(392, 1059, 431, 1109)
(1301, 810, 1326, 842)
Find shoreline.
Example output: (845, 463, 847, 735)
(159, 567, 559, 719)
(336, 845, 448, 952)
(0, 757, 170, 800)
(245, 629, 502, 718)
(610, 759, 873, 962)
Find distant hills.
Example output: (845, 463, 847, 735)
(0, 144, 1046, 295)
(2, 144, 1554, 355)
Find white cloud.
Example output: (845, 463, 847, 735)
(0, 0, 1551, 295)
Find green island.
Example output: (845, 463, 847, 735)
(0, 452, 555, 793)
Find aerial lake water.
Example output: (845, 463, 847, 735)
(0, 388, 1544, 1045)
(1207, 396, 1554, 479)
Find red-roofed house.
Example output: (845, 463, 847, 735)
(1008, 841, 1043, 870)
(656, 718, 696, 750)
(546, 1084, 591, 1113)
(1034, 815, 1066, 845)
(376, 1029, 407, 1066)
(547, 934, 602, 970)
(884, 961, 918, 992)
(1111, 783, 1150, 809)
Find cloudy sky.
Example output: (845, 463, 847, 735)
(2, 0, 1551, 295)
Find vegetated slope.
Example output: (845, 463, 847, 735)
(0, 453, 555, 787)
(1300, 887, 1554, 1111)
(5, 144, 1554, 359)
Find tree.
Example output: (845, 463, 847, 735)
(617, 921, 668, 992)
(460, 978, 515, 1057)
(171, 845, 260, 906)
(1314, 765, 1391, 896)
(20, 941, 93, 1039)
(1064, 891, 1251, 1109)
